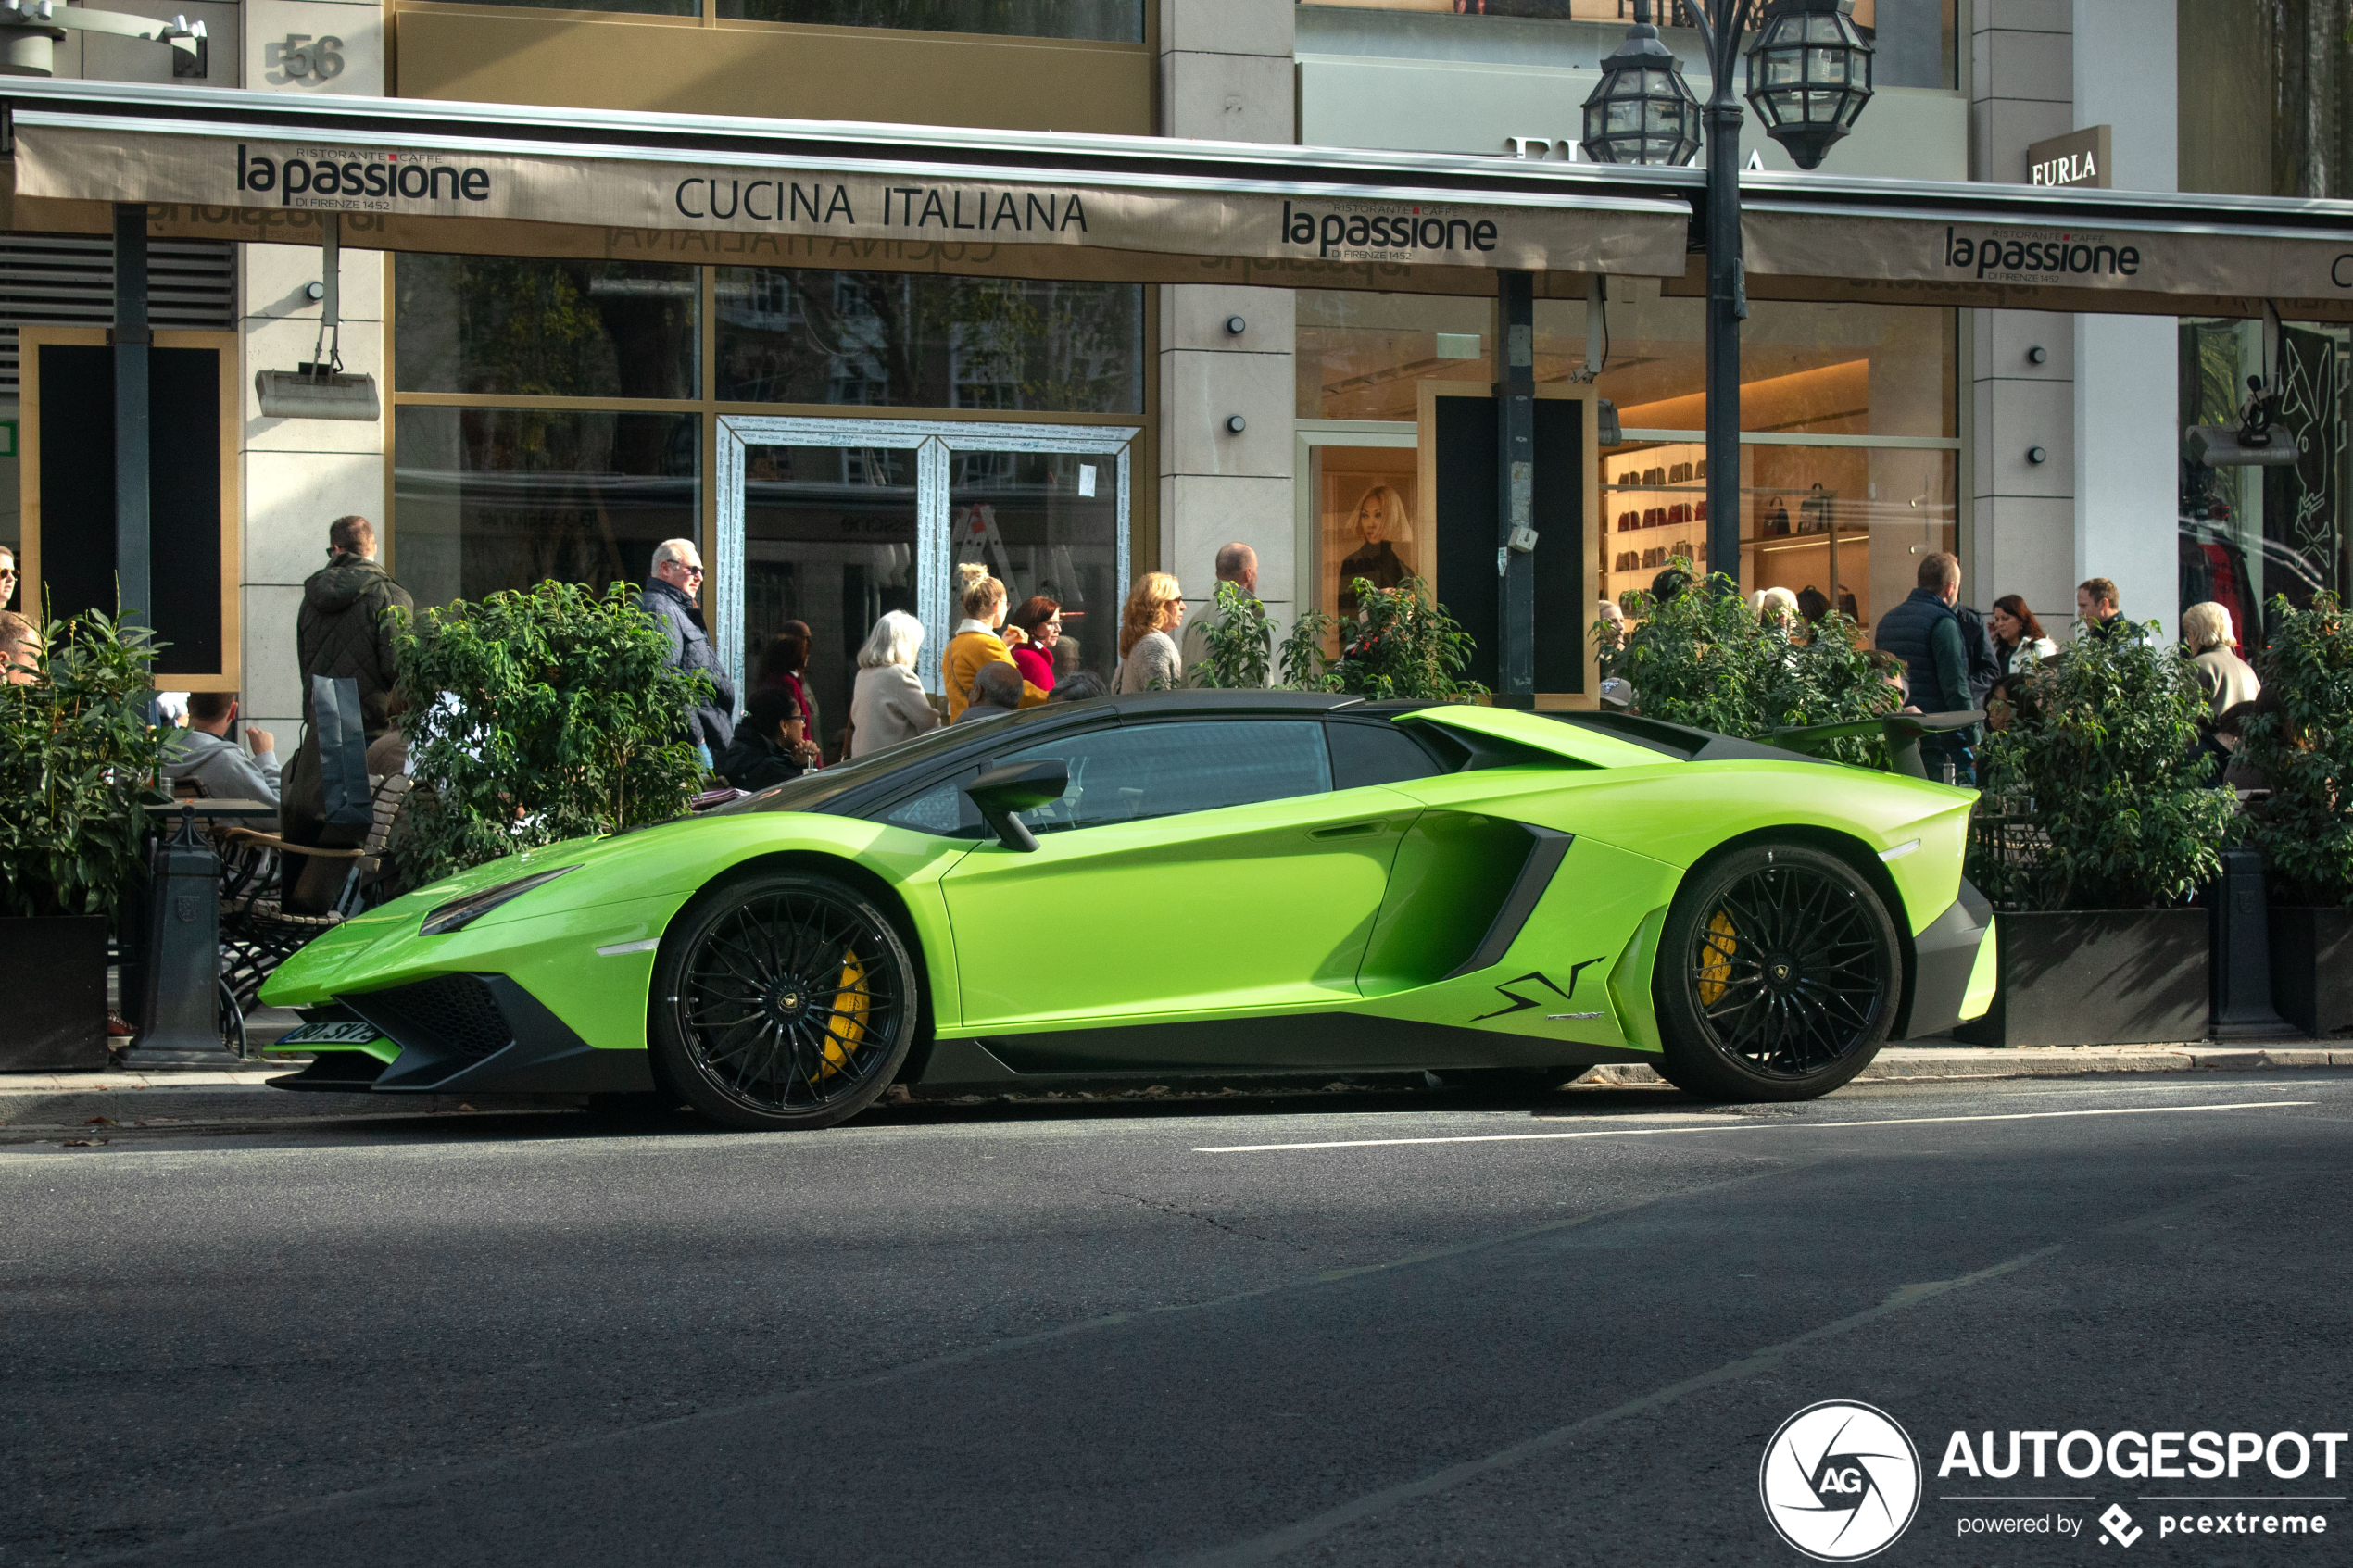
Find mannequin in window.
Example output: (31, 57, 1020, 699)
(1339, 483, 1412, 621)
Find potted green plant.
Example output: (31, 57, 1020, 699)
(1278, 576, 1483, 701)
(1958, 622, 2236, 1047)
(0, 608, 172, 1071)
(1605, 561, 1896, 761)
(393, 581, 712, 886)
(1193, 580, 1275, 690)
(2235, 593, 2353, 1037)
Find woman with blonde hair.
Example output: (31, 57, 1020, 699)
(2181, 599, 2259, 721)
(941, 562, 1047, 721)
(1339, 483, 1411, 619)
(847, 608, 940, 758)
(1114, 571, 1185, 694)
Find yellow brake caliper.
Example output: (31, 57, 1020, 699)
(1695, 910, 1739, 1006)
(817, 953, 870, 1077)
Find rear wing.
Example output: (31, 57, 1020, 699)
(1766, 711, 1983, 781)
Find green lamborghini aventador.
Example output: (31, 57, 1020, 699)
(259, 692, 1997, 1130)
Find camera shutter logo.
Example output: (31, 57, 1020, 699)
(1758, 1400, 1922, 1561)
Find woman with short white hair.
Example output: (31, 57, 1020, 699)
(2181, 600, 2260, 721)
(847, 609, 941, 758)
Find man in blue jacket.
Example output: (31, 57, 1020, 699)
(1875, 551, 1978, 783)
(641, 537, 736, 767)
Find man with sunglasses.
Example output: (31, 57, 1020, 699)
(641, 537, 735, 768)
(0, 543, 18, 612)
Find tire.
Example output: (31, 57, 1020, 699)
(1652, 843, 1901, 1102)
(651, 871, 920, 1131)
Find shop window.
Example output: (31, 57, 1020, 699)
(1537, 279, 1956, 440)
(395, 256, 699, 401)
(714, 0, 1141, 41)
(1297, 291, 1493, 421)
(392, 408, 699, 611)
(715, 269, 1141, 414)
(1599, 441, 1955, 633)
(2180, 317, 2348, 642)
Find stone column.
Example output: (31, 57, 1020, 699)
(1967, 0, 2077, 634)
(1158, 0, 1297, 633)
(235, 0, 389, 741)
(2070, 0, 2179, 641)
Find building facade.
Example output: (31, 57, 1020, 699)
(2, 0, 2347, 742)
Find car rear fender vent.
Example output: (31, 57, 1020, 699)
(343, 974, 514, 1060)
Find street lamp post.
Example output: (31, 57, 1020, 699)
(1583, 0, 1872, 588)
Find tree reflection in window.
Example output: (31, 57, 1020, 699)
(716, 268, 1141, 415)
(396, 255, 698, 401)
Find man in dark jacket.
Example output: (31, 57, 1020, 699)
(642, 537, 735, 763)
(283, 516, 413, 850)
(2075, 577, 2130, 641)
(1875, 551, 1977, 782)
(1953, 602, 2004, 709)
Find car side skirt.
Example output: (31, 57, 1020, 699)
(912, 1029, 1664, 1089)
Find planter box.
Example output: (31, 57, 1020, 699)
(0, 916, 109, 1072)
(1953, 909, 2208, 1048)
(2269, 907, 2353, 1040)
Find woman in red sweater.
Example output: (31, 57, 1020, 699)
(1006, 595, 1062, 695)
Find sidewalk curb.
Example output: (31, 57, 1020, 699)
(4, 1044, 2347, 1136)
(1577, 1044, 2353, 1086)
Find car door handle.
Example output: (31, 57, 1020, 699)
(1310, 821, 1387, 839)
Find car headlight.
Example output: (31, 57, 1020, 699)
(420, 866, 580, 936)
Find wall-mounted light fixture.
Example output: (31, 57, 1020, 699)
(2026, 445, 2047, 464)
(1225, 415, 1248, 434)
(2027, 345, 2047, 364)
(1225, 315, 1247, 336)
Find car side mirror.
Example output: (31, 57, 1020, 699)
(963, 759, 1068, 852)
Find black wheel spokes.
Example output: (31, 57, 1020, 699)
(676, 893, 901, 1114)
(1690, 866, 1887, 1078)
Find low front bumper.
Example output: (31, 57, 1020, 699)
(1901, 879, 1998, 1039)
(269, 973, 654, 1096)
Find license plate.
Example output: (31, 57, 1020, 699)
(277, 1021, 385, 1047)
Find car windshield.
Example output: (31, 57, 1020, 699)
(707, 719, 986, 819)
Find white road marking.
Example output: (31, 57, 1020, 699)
(1195, 1100, 2314, 1153)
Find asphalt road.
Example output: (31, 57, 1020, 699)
(4, 1072, 2347, 1567)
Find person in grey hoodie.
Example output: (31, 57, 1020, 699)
(283, 515, 414, 851)
(165, 691, 281, 829)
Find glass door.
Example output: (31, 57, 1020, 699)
(943, 442, 1125, 695)
(739, 443, 918, 761)
(717, 418, 1133, 725)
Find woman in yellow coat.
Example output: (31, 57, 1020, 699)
(941, 564, 1049, 721)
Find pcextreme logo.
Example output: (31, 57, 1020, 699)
(1759, 1401, 1923, 1562)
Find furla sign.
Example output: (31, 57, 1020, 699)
(2026, 125, 2112, 189)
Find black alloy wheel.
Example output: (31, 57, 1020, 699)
(1653, 844, 1900, 1101)
(651, 872, 918, 1131)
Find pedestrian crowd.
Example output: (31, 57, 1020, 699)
(30, 495, 2270, 832)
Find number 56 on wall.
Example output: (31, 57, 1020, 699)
(270, 33, 344, 82)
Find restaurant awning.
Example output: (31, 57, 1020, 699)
(0, 79, 1693, 296)
(1714, 169, 2353, 323)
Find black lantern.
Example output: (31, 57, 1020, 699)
(1579, 1, 1702, 168)
(1742, 0, 1874, 169)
